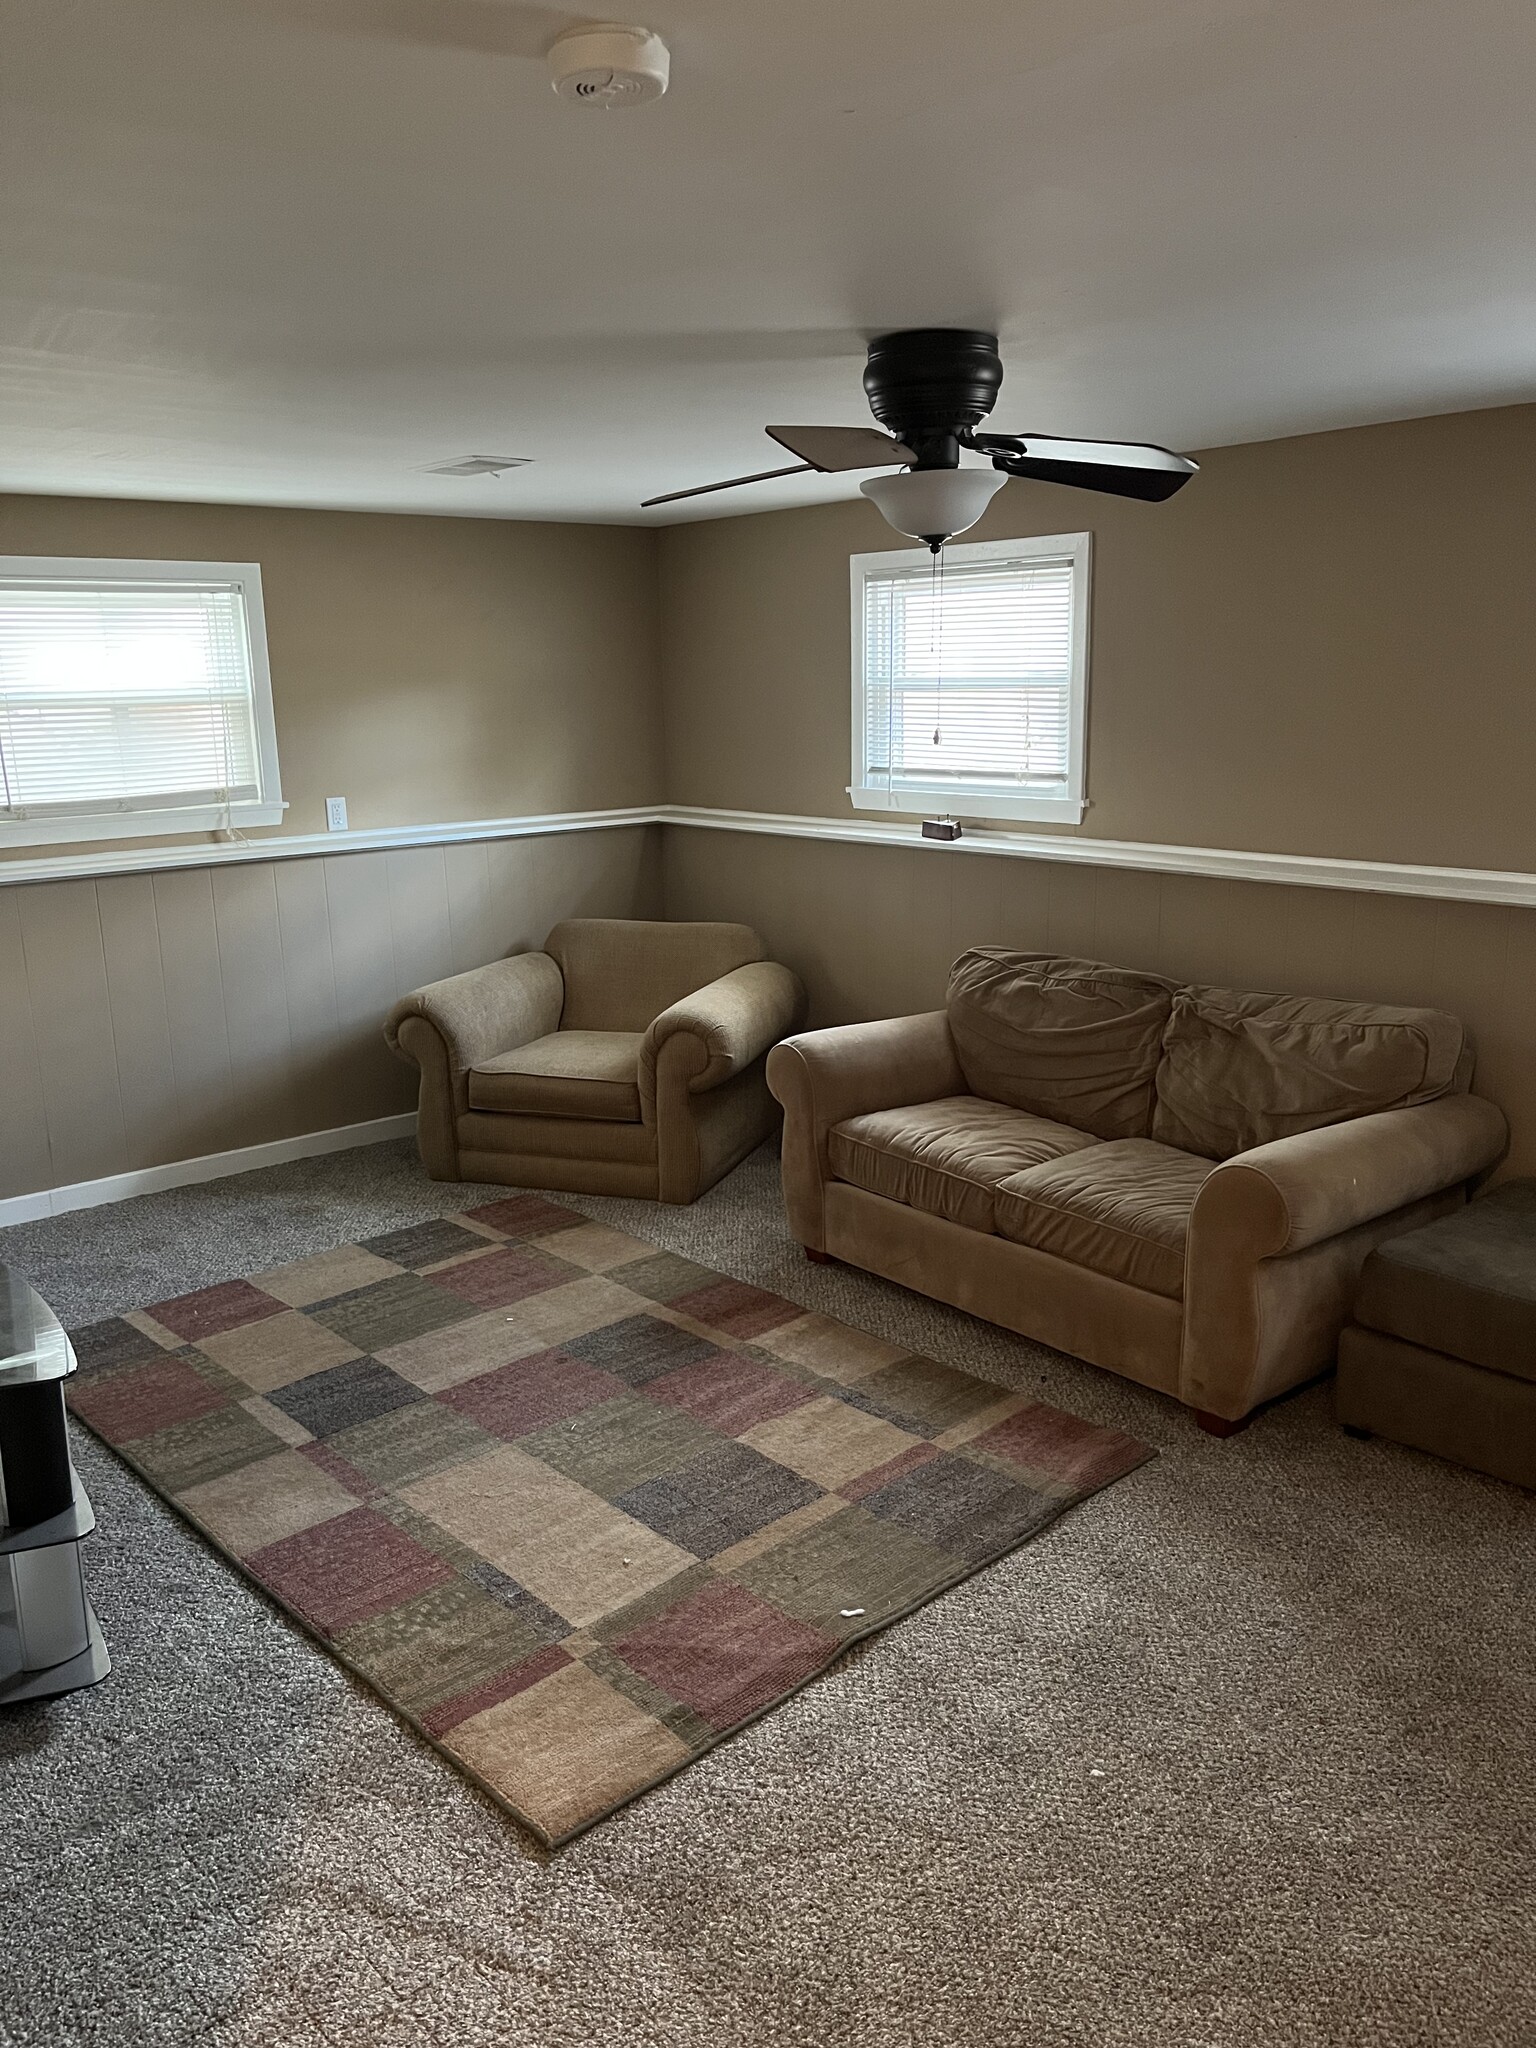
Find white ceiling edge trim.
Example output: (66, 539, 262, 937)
(1, 799, 1534, 909)
(657, 806, 1536, 910)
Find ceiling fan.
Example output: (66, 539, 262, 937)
(643, 328, 1198, 550)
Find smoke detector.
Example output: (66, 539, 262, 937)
(547, 23, 670, 106)
(422, 455, 531, 477)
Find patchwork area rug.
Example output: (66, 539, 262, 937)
(65, 1196, 1152, 1845)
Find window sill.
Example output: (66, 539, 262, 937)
(0, 802, 288, 850)
(847, 785, 1086, 826)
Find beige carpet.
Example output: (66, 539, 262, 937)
(63, 1194, 1148, 1844)
(2, 1139, 1533, 2047)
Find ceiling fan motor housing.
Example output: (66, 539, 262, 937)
(863, 329, 1003, 467)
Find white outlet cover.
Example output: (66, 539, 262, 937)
(325, 796, 348, 831)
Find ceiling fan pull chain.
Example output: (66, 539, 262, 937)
(932, 545, 945, 747)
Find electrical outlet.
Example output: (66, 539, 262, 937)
(325, 796, 348, 832)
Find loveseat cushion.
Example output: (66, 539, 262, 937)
(993, 1138, 1216, 1299)
(828, 1095, 1101, 1236)
(468, 1031, 644, 1121)
(946, 950, 1179, 1142)
(1151, 986, 1467, 1162)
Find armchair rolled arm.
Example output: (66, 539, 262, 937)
(640, 961, 806, 1105)
(385, 952, 563, 1177)
(1191, 1092, 1509, 1260)
(385, 951, 564, 1074)
(641, 963, 806, 1205)
(767, 1012, 965, 1251)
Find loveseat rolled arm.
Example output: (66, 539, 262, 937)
(767, 1012, 965, 1253)
(385, 951, 564, 1178)
(1193, 1093, 1509, 1260)
(1181, 1092, 1509, 1421)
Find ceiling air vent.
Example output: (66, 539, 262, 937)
(422, 455, 532, 477)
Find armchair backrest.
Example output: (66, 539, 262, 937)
(546, 918, 766, 1033)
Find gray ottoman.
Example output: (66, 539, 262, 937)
(1338, 1178, 1536, 1490)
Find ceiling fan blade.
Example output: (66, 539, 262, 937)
(766, 425, 914, 471)
(972, 433, 1198, 504)
(641, 463, 814, 510)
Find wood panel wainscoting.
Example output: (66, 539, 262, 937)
(5, 801, 1536, 1212)
(0, 826, 661, 1208)
(660, 821, 1536, 1180)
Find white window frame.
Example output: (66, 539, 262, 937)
(0, 556, 286, 848)
(849, 529, 1091, 825)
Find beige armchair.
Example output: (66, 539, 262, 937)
(385, 918, 805, 1203)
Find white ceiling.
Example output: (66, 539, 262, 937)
(3, 0, 1534, 524)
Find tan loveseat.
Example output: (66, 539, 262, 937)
(386, 918, 805, 1203)
(767, 951, 1508, 1428)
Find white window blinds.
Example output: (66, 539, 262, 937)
(852, 533, 1089, 824)
(0, 562, 283, 842)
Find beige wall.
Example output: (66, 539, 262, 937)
(659, 404, 1536, 872)
(0, 826, 660, 1199)
(9, 403, 1536, 1198)
(659, 404, 1536, 1175)
(663, 825, 1536, 1176)
(0, 494, 664, 848)
(0, 492, 667, 1199)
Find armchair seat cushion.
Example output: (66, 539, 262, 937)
(828, 1095, 1100, 1236)
(468, 1031, 644, 1122)
(994, 1138, 1217, 1299)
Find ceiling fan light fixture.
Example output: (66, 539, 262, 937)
(860, 467, 1007, 550)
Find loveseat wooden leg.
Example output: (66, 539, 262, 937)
(804, 1247, 834, 1265)
(1193, 1409, 1250, 1438)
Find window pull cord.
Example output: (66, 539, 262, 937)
(931, 544, 945, 748)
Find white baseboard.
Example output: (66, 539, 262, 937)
(0, 1113, 417, 1228)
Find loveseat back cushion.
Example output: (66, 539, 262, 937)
(1151, 986, 1468, 1161)
(946, 949, 1180, 1141)
(547, 918, 765, 1034)
(993, 1138, 1216, 1299)
(468, 1030, 644, 1121)
(828, 1096, 1101, 1236)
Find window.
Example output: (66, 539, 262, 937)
(0, 557, 284, 846)
(850, 530, 1090, 824)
